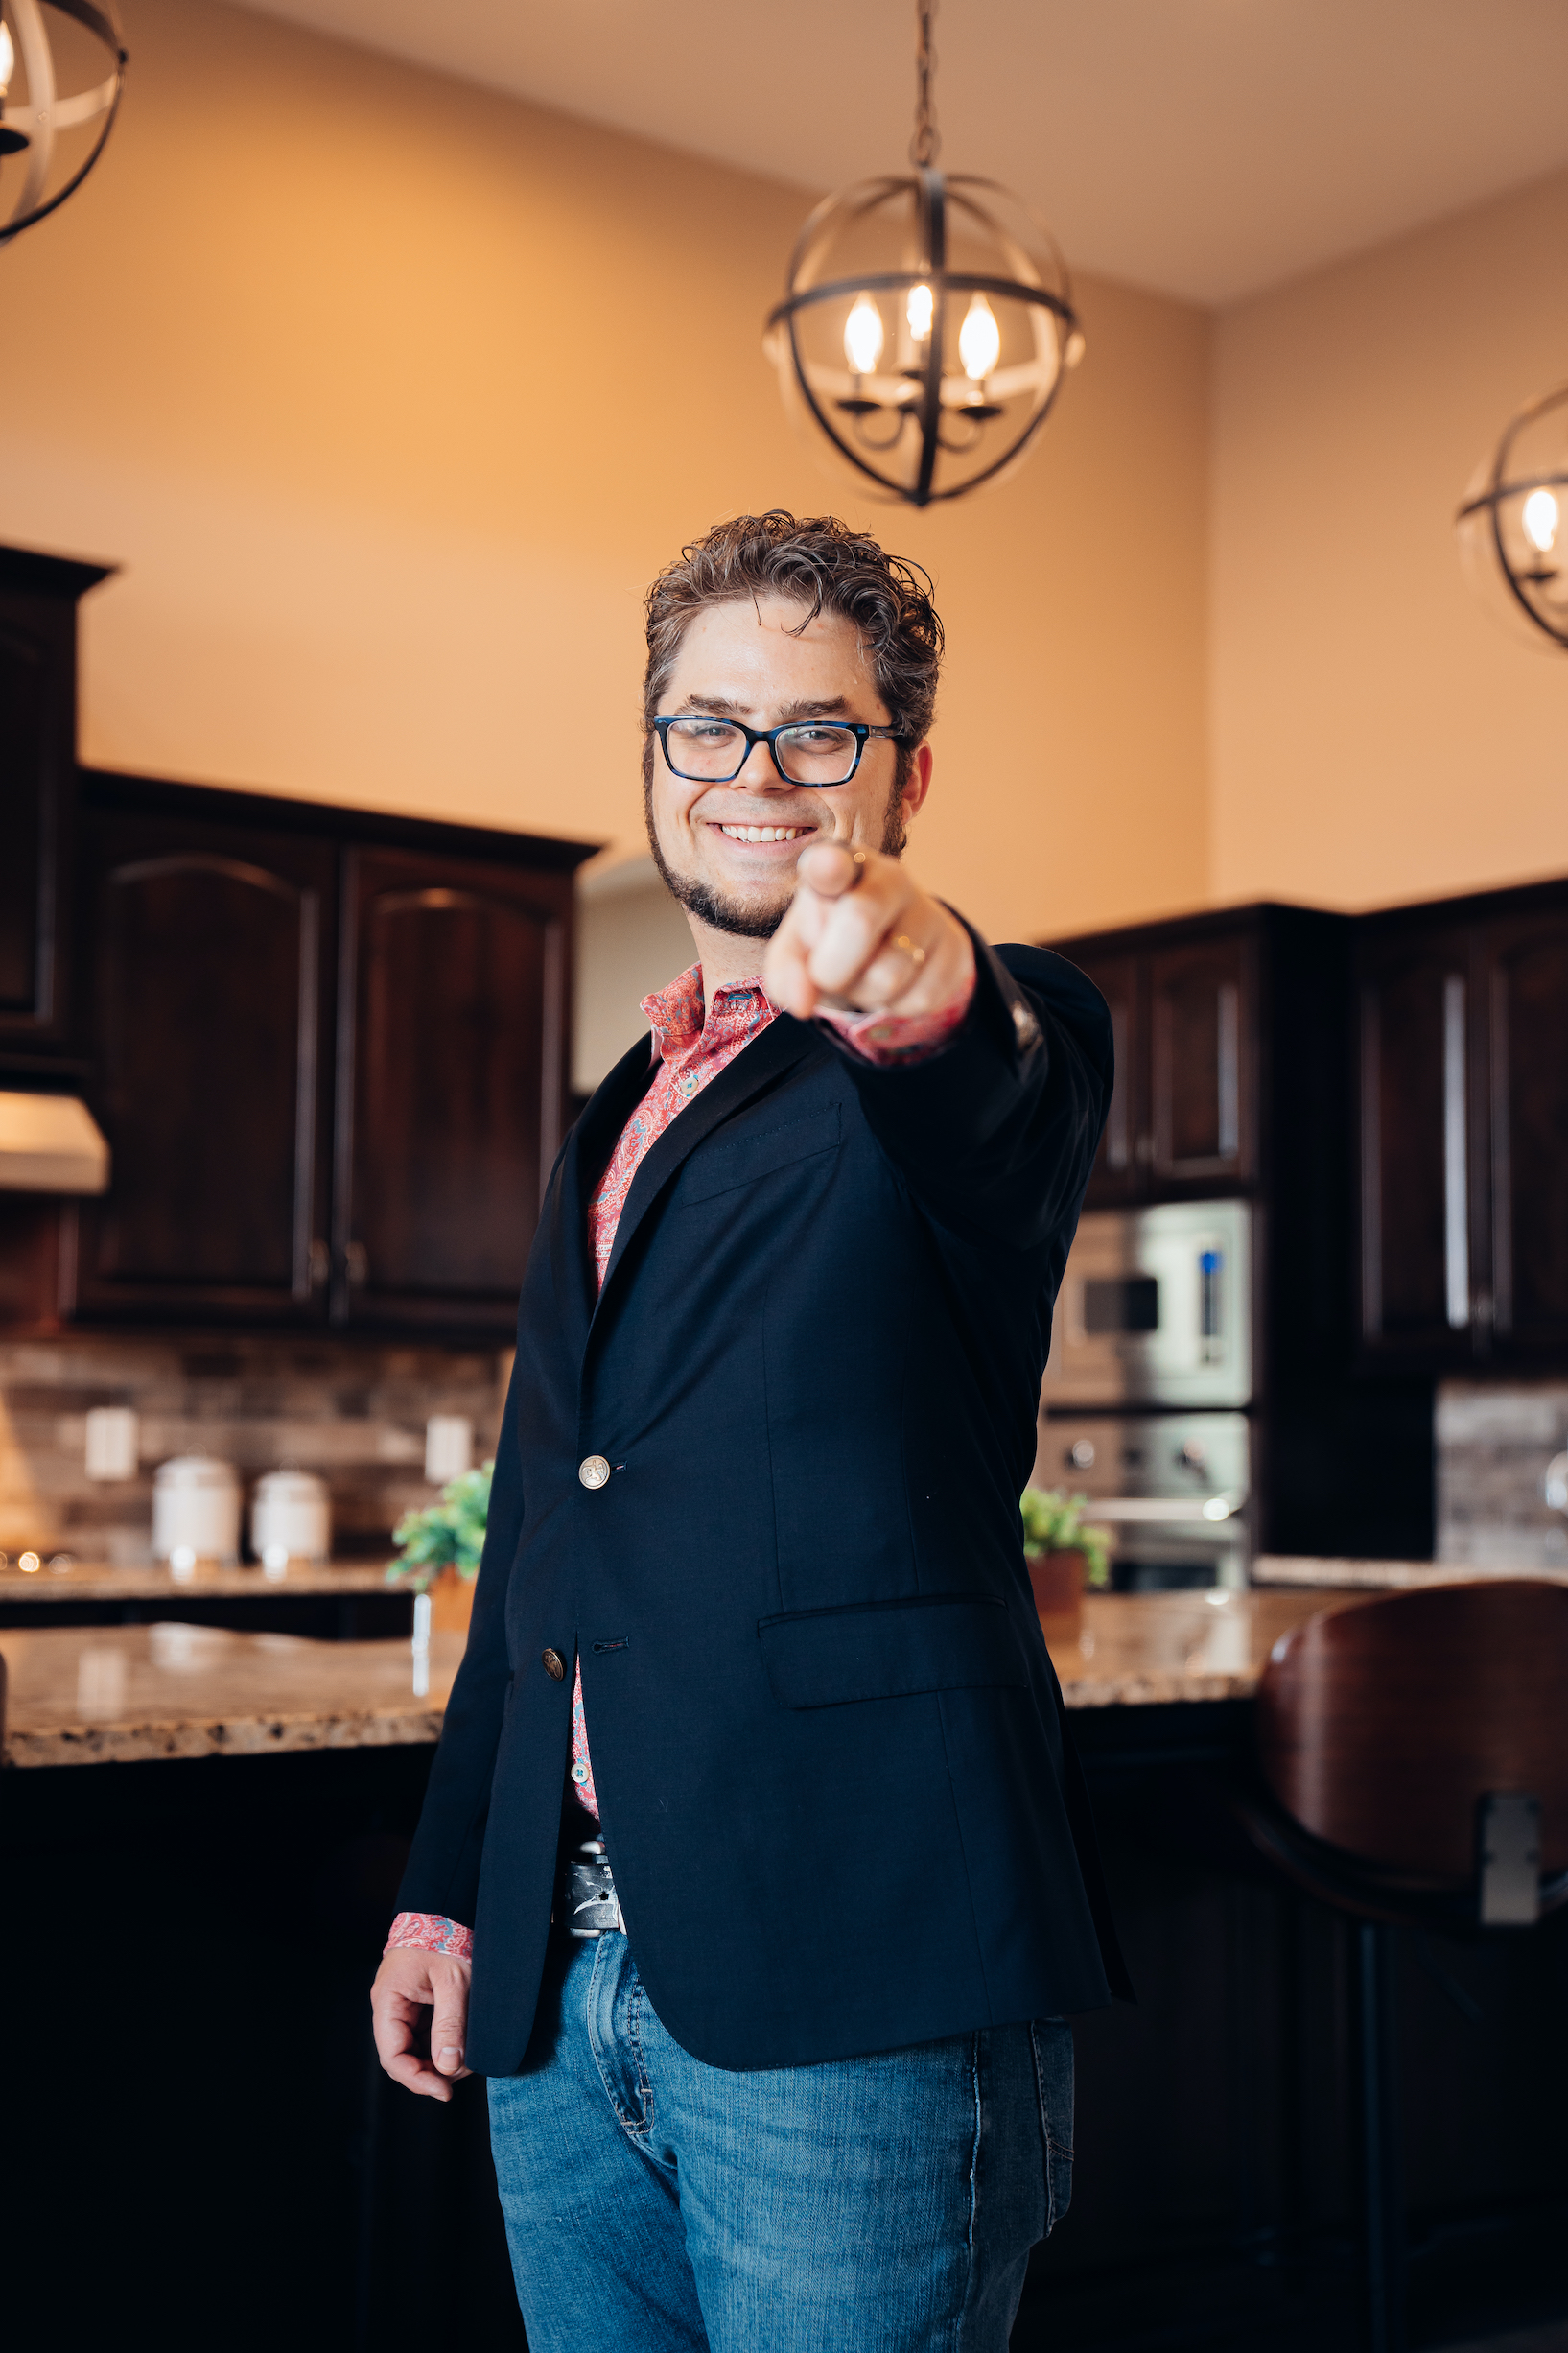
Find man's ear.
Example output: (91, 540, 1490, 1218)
(900, 741, 934, 826)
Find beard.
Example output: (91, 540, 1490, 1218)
(644, 771, 909, 941)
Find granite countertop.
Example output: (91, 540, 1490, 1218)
(1047, 1588, 1338, 1706)
(0, 1560, 397, 1602)
(0, 1590, 1346, 1768)
(1252, 1555, 1568, 1589)
(0, 1621, 468, 1767)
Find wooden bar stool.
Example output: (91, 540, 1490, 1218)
(1233, 1579, 1568, 2353)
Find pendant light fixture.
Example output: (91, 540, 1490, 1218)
(1455, 381, 1568, 652)
(764, 0, 1083, 507)
(0, 0, 127, 248)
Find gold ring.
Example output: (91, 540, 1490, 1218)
(892, 935, 927, 969)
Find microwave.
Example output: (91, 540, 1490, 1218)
(1042, 1201, 1253, 1409)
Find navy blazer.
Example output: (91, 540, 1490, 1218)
(397, 929, 1129, 2074)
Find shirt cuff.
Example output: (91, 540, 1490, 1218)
(385, 1910, 474, 1961)
(818, 966, 976, 1064)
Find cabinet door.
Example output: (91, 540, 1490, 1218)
(1485, 909, 1568, 1360)
(0, 562, 100, 1048)
(1073, 953, 1142, 1205)
(1147, 937, 1254, 1188)
(334, 847, 568, 1331)
(1355, 923, 1479, 1363)
(71, 812, 336, 1323)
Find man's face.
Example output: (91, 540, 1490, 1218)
(644, 594, 929, 942)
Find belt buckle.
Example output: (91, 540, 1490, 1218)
(566, 1838, 624, 1937)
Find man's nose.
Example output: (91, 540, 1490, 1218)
(730, 737, 786, 789)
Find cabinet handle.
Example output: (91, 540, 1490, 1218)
(308, 1239, 330, 1290)
(1442, 974, 1469, 1329)
(344, 1240, 369, 1287)
(1217, 983, 1240, 1159)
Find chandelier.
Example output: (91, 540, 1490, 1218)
(764, 0, 1083, 507)
(1455, 381, 1568, 653)
(0, 0, 127, 247)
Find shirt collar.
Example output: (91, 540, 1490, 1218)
(642, 964, 773, 1066)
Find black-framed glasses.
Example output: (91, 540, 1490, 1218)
(651, 714, 911, 788)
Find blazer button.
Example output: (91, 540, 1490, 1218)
(541, 1648, 566, 1681)
(578, 1455, 611, 1490)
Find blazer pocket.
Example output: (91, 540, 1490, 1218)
(677, 1105, 842, 1206)
(757, 1592, 1027, 1709)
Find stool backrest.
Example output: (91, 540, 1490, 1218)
(1255, 1580, 1568, 1882)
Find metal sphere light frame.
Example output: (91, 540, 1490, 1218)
(764, 1, 1084, 509)
(1455, 379, 1568, 654)
(0, 0, 127, 248)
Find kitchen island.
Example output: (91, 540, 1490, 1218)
(2, 1588, 1561, 2353)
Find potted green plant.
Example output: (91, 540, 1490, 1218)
(1019, 1486, 1112, 1622)
(386, 1461, 492, 1632)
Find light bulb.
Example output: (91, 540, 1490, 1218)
(0, 22, 14, 99)
(1522, 486, 1559, 554)
(958, 294, 1001, 384)
(906, 282, 933, 342)
(843, 292, 884, 378)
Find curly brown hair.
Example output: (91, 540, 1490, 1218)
(642, 511, 943, 786)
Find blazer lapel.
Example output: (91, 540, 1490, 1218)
(592, 1012, 824, 1322)
(550, 1033, 660, 1360)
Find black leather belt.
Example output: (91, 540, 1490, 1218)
(561, 1836, 625, 1937)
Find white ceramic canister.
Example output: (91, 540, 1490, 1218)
(152, 1455, 242, 1567)
(249, 1469, 332, 1570)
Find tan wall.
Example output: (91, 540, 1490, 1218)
(1, 0, 1209, 950)
(1212, 170, 1568, 912)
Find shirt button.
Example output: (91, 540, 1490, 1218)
(578, 1455, 611, 1489)
(541, 1649, 566, 1681)
(571, 1762, 590, 1784)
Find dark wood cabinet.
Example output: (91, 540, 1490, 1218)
(71, 805, 337, 1325)
(1357, 883, 1568, 1369)
(0, 547, 111, 1059)
(1357, 921, 1472, 1365)
(1071, 952, 1140, 1202)
(1486, 910, 1568, 1357)
(1059, 917, 1264, 1209)
(49, 774, 594, 1339)
(333, 845, 567, 1329)
(1148, 933, 1255, 1188)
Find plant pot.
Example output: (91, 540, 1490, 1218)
(428, 1565, 477, 1635)
(1026, 1547, 1087, 1628)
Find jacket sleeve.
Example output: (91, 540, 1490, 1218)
(814, 920, 1112, 1254)
(392, 1356, 525, 1928)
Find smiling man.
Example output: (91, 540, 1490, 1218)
(370, 512, 1127, 2352)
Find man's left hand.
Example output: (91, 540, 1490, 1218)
(763, 843, 974, 1023)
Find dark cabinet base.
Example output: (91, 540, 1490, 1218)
(6, 1710, 1562, 2352)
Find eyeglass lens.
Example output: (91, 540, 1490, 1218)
(664, 718, 862, 785)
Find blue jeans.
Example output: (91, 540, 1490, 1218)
(487, 1928, 1074, 2352)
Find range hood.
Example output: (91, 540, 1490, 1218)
(0, 1092, 110, 1194)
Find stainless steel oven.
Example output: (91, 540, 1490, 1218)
(1031, 1410, 1252, 1590)
(1041, 1201, 1253, 1409)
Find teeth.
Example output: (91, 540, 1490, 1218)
(719, 825, 806, 842)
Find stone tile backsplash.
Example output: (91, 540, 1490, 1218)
(0, 1333, 511, 1562)
(1437, 1379, 1568, 1568)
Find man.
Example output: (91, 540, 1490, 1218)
(371, 511, 1126, 2351)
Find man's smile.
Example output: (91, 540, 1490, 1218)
(713, 822, 812, 844)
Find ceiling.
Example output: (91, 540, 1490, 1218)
(228, 0, 1568, 306)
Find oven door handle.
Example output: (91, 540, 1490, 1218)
(1086, 1494, 1247, 1523)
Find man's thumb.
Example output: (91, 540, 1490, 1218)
(431, 1985, 467, 2074)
